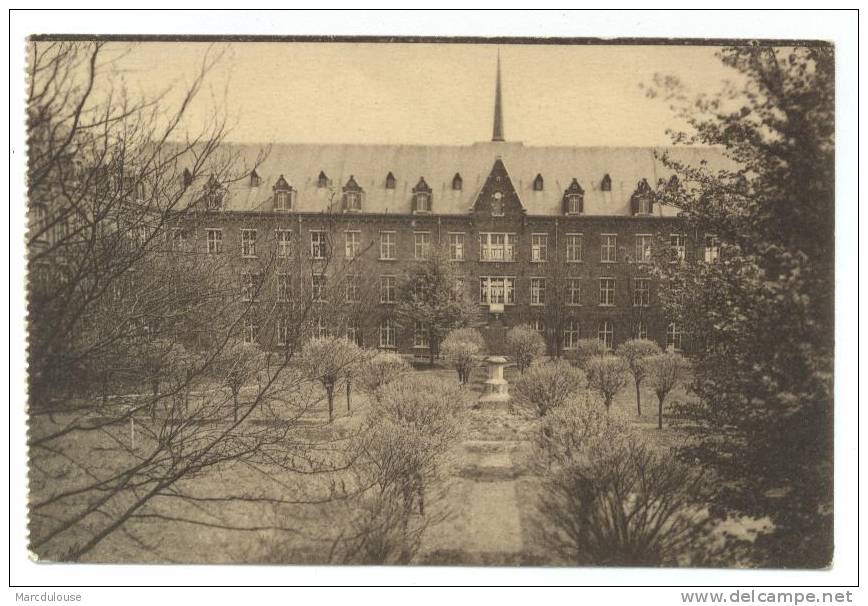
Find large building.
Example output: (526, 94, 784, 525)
(184, 59, 726, 356)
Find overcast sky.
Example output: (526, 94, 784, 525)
(92, 41, 738, 147)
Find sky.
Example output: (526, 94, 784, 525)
(81, 41, 739, 147)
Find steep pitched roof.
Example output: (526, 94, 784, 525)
(205, 140, 733, 217)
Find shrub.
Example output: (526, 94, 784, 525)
(511, 359, 585, 417)
(356, 351, 411, 401)
(586, 355, 629, 411)
(570, 338, 608, 369)
(299, 336, 363, 422)
(440, 328, 486, 384)
(616, 338, 662, 417)
(506, 324, 547, 373)
(536, 429, 711, 566)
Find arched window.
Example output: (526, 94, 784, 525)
(598, 320, 614, 350)
(562, 178, 584, 215)
(342, 175, 364, 212)
(385, 172, 396, 189)
(452, 173, 463, 191)
(601, 174, 612, 192)
(317, 171, 329, 188)
(249, 170, 262, 187)
(412, 177, 432, 213)
(630, 179, 653, 215)
(204, 176, 223, 211)
(134, 182, 146, 202)
(666, 322, 682, 351)
(532, 173, 544, 191)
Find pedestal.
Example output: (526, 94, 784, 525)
(477, 355, 511, 408)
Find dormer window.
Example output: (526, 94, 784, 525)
(630, 179, 654, 216)
(204, 175, 223, 211)
(452, 173, 463, 191)
(342, 175, 364, 212)
(562, 178, 584, 215)
(317, 171, 329, 188)
(491, 192, 505, 217)
(273, 175, 294, 211)
(412, 177, 432, 214)
(385, 172, 396, 190)
(532, 173, 544, 191)
(601, 174, 612, 192)
(182, 168, 193, 189)
(250, 170, 262, 187)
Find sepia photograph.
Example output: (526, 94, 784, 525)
(10, 9, 857, 592)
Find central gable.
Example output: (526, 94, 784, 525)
(471, 158, 525, 218)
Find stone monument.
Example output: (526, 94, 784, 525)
(477, 355, 511, 408)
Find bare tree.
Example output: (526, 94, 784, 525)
(586, 355, 629, 412)
(646, 351, 689, 429)
(616, 338, 662, 417)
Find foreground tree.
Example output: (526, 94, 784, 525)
(585, 355, 628, 412)
(396, 246, 478, 365)
(616, 339, 662, 417)
(505, 324, 546, 373)
(649, 45, 834, 566)
(355, 351, 411, 402)
(511, 360, 585, 418)
(440, 327, 486, 384)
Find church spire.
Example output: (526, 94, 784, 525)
(492, 51, 505, 142)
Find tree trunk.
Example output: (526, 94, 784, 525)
(604, 395, 612, 412)
(326, 385, 334, 423)
(657, 394, 664, 429)
(346, 380, 352, 413)
(635, 380, 642, 417)
(233, 391, 239, 423)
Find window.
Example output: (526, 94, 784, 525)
(449, 233, 465, 261)
(633, 278, 650, 307)
(276, 274, 290, 302)
(601, 174, 612, 192)
(134, 182, 145, 202)
(414, 321, 429, 349)
(385, 172, 396, 189)
(345, 274, 360, 303)
(635, 321, 648, 340)
(563, 320, 580, 350)
(670, 234, 686, 261)
(276, 230, 293, 258)
(601, 234, 617, 263)
(565, 193, 583, 215)
(414, 192, 432, 213)
(704, 234, 720, 263)
(346, 322, 362, 347)
(532, 318, 545, 335)
(240, 229, 257, 258)
(480, 232, 517, 262)
(205, 186, 223, 211)
(414, 232, 431, 260)
(345, 231, 361, 259)
(311, 273, 326, 302)
(276, 317, 290, 346)
(479, 277, 515, 305)
(32, 204, 48, 241)
(342, 176, 363, 211)
(599, 278, 615, 306)
(530, 278, 546, 306)
(380, 276, 396, 304)
(491, 192, 505, 216)
(566, 278, 582, 306)
(531, 233, 548, 262)
(54, 219, 69, 244)
(169, 228, 187, 251)
(452, 173, 463, 191)
(317, 171, 329, 188)
(242, 273, 260, 302)
(379, 318, 397, 349)
(274, 189, 293, 211)
(206, 228, 223, 254)
(380, 232, 396, 260)
(598, 320, 614, 350)
(310, 231, 328, 259)
(565, 233, 583, 263)
(533, 174, 544, 191)
(635, 234, 653, 263)
(250, 170, 262, 187)
(667, 323, 683, 351)
(315, 317, 329, 339)
(243, 317, 258, 344)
